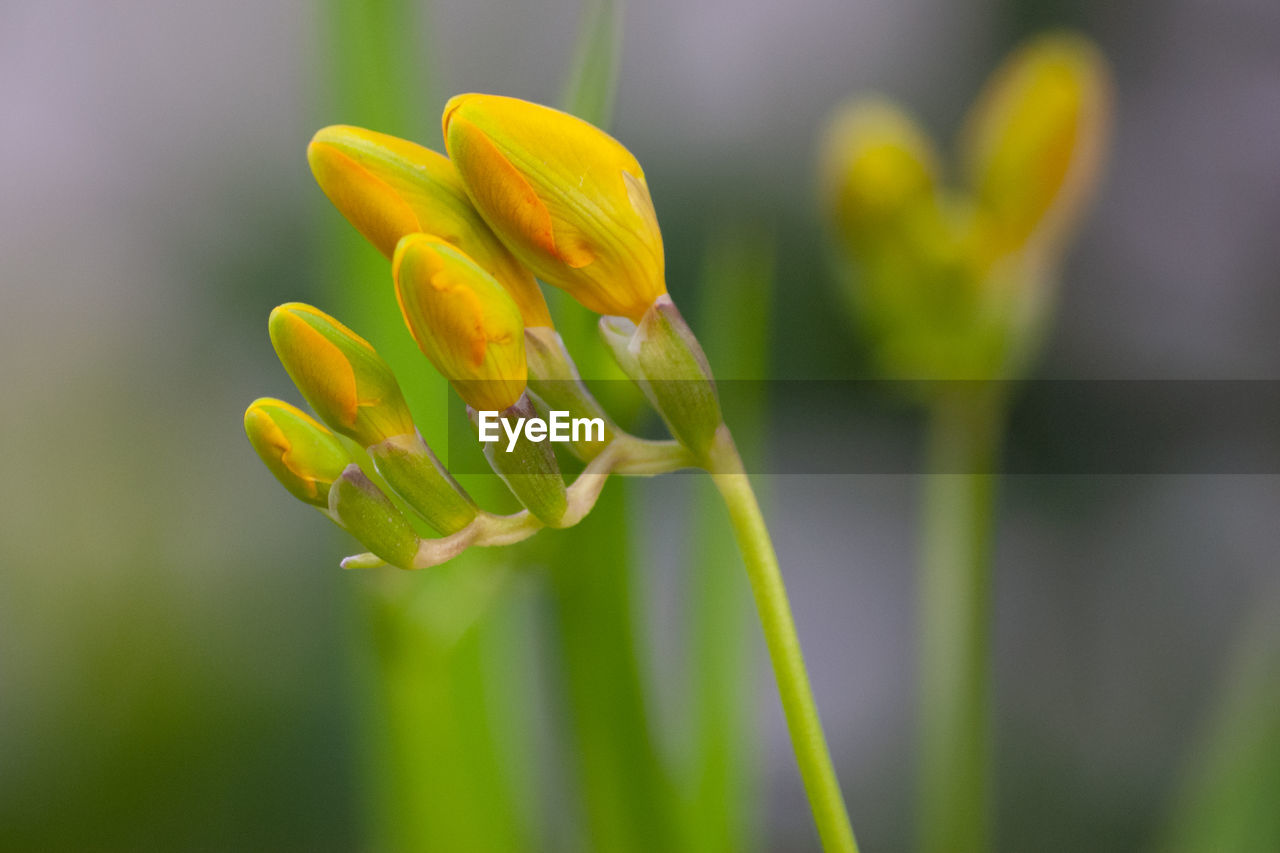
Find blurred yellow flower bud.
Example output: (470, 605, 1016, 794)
(244, 397, 351, 508)
(392, 233, 527, 411)
(307, 125, 552, 327)
(820, 99, 941, 247)
(268, 302, 416, 447)
(442, 93, 666, 322)
(818, 32, 1111, 382)
(959, 32, 1111, 257)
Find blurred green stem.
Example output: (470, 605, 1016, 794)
(684, 227, 773, 853)
(546, 486, 677, 852)
(561, 0, 621, 129)
(319, 1, 531, 850)
(360, 573, 527, 852)
(916, 388, 1003, 853)
(686, 484, 755, 852)
(707, 429, 860, 853)
(545, 9, 677, 849)
(1159, 596, 1280, 853)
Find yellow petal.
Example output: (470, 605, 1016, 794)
(392, 234, 527, 411)
(443, 93, 666, 321)
(959, 32, 1112, 256)
(308, 125, 553, 327)
(244, 398, 351, 507)
(307, 138, 424, 258)
(270, 307, 360, 427)
(268, 303, 417, 446)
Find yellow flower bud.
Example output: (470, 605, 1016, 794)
(307, 125, 552, 327)
(392, 233, 527, 412)
(244, 397, 351, 507)
(959, 32, 1111, 257)
(442, 93, 666, 322)
(820, 99, 941, 246)
(268, 302, 416, 447)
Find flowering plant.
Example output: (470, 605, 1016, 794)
(247, 94, 859, 850)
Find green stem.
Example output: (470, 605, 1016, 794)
(706, 429, 859, 853)
(916, 388, 1003, 853)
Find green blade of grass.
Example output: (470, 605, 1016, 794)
(561, 0, 622, 129)
(316, 2, 533, 850)
(683, 224, 775, 853)
(356, 567, 530, 853)
(540, 5, 679, 849)
(1159, 598, 1280, 853)
(545, 486, 678, 852)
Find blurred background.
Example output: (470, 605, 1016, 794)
(2, 0, 1278, 850)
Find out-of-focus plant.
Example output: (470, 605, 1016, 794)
(684, 225, 775, 853)
(548, 7, 684, 849)
(248, 94, 859, 851)
(820, 32, 1112, 853)
(1159, 596, 1280, 853)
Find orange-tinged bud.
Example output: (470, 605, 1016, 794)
(959, 32, 1111, 256)
(268, 302, 416, 447)
(244, 397, 351, 507)
(443, 93, 666, 322)
(392, 234, 527, 412)
(307, 125, 552, 327)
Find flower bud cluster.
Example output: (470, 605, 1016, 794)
(819, 33, 1111, 382)
(245, 94, 717, 568)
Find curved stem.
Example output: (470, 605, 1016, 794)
(705, 427, 859, 853)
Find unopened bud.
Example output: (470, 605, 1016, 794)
(960, 32, 1111, 258)
(393, 234, 527, 412)
(328, 464, 422, 569)
(600, 296, 723, 459)
(368, 431, 478, 534)
(820, 99, 940, 251)
(469, 393, 568, 527)
(443, 93, 666, 322)
(269, 302, 416, 447)
(244, 397, 350, 507)
(307, 125, 552, 327)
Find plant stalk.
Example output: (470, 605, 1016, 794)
(916, 387, 1004, 853)
(706, 428, 859, 853)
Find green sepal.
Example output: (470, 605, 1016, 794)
(328, 464, 421, 569)
(368, 431, 479, 535)
(599, 295, 724, 460)
(469, 393, 569, 527)
(524, 325, 618, 460)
